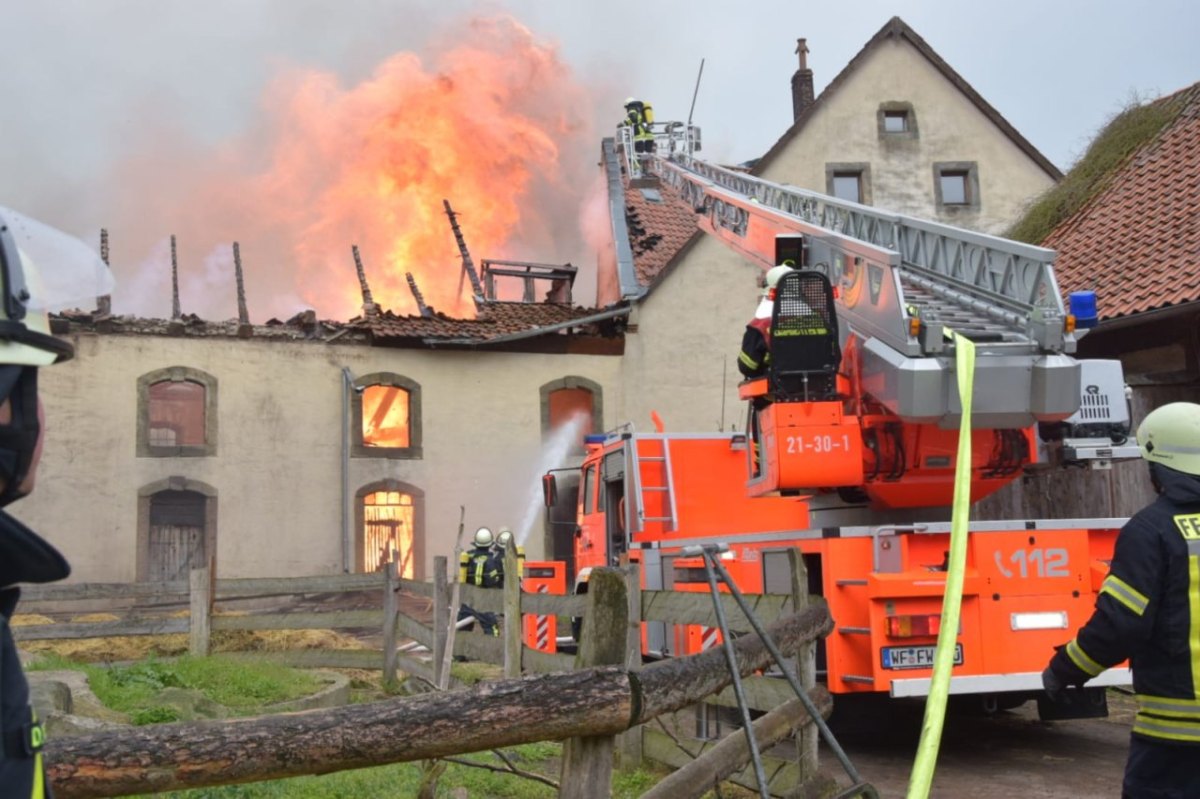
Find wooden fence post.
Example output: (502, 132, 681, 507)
(189, 566, 211, 657)
(559, 568, 628, 799)
(618, 564, 643, 768)
(788, 549, 817, 779)
(382, 559, 399, 684)
(503, 546, 522, 678)
(432, 556, 449, 687)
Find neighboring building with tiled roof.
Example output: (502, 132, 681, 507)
(1039, 80, 1200, 395)
(1044, 82, 1200, 324)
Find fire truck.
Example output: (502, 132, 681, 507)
(540, 123, 1139, 717)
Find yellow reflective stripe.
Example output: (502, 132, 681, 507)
(1138, 694, 1200, 717)
(31, 708, 44, 799)
(1066, 639, 1105, 677)
(1100, 574, 1149, 616)
(738, 351, 760, 369)
(1190, 556, 1200, 699)
(1134, 713, 1200, 743)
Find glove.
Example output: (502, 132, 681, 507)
(1042, 666, 1068, 702)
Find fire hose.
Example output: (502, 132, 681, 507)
(906, 332, 977, 799)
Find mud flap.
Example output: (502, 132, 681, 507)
(1037, 687, 1109, 720)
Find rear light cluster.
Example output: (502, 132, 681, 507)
(886, 613, 942, 639)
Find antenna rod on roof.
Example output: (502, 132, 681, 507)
(170, 235, 181, 320)
(443, 199, 486, 305)
(96, 228, 112, 317)
(233, 242, 251, 328)
(687, 58, 705, 126)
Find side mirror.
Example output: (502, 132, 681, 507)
(542, 473, 558, 508)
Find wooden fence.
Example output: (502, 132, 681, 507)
(21, 549, 832, 798)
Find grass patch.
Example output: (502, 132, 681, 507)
(1006, 93, 1181, 245)
(29, 654, 321, 719)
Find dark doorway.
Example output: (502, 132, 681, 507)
(148, 489, 207, 581)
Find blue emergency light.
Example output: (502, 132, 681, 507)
(1068, 290, 1099, 329)
(584, 434, 608, 445)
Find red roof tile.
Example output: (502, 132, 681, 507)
(1047, 83, 1200, 320)
(353, 301, 610, 344)
(623, 179, 700, 287)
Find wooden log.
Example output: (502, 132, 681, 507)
(559, 568, 628, 799)
(789, 549, 817, 780)
(635, 602, 832, 723)
(641, 590, 792, 628)
(211, 610, 384, 631)
(642, 727, 800, 798)
(433, 557, 449, 686)
(189, 567, 211, 657)
(503, 547, 522, 678)
(395, 610, 434, 649)
(13, 618, 189, 641)
(45, 603, 833, 798)
(619, 564, 644, 768)
(47, 667, 636, 798)
(640, 688, 833, 799)
(383, 560, 399, 683)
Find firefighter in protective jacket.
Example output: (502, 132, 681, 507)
(738, 262, 795, 380)
(1043, 402, 1200, 798)
(0, 206, 114, 798)
(457, 527, 502, 635)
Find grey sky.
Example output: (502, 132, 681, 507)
(1, 0, 1195, 318)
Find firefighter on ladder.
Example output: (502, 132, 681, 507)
(739, 262, 795, 477)
(457, 527, 502, 636)
(621, 97, 655, 176)
(0, 205, 113, 798)
(1043, 402, 1200, 798)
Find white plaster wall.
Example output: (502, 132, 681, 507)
(762, 39, 1057, 233)
(619, 235, 762, 433)
(13, 330, 620, 582)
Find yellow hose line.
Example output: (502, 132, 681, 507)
(906, 333, 976, 799)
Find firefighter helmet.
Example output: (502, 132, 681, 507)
(624, 97, 638, 107)
(1137, 402, 1200, 476)
(0, 206, 113, 366)
(496, 527, 513, 549)
(473, 527, 494, 548)
(762, 264, 795, 296)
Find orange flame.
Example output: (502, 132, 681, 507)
(112, 15, 599, 321)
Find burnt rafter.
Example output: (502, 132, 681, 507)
(405, 272, 433, 318)
(352, 245, 379, 318)
(443, 199, 486, 306)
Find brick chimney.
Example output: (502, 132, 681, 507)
(791, 38, 814, 123)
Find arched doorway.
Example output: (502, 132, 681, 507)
(356, 480, 424, 578)
(137, 478, 217, 581)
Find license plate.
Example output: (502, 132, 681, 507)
(881, 643, 963, 670)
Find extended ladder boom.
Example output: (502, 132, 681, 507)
(615, 124, 1086, 428)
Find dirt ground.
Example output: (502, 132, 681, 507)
(819, 692, 1133, 798)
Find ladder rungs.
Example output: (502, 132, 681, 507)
(643, 516, 673, 522)
(642, 487, 668, 492)
(640, 456, 665, 462)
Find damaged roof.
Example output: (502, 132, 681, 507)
(1041, 82, 1200, 321)
(352, 300, 625, 346)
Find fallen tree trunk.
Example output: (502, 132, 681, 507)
(639, 688, 833, 799)
(47, 603, 832, 798)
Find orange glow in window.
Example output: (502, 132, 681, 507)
(362, 386, 410, 448)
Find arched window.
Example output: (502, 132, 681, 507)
(540, 377, 603, 452)
(356, 480, 424, 579)
(138, 367, 218, 457)
(352, 373, 422, 459)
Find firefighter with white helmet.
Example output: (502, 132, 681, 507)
(738, 261, 796, 379)
(1044, 402, 1200, 797)
(0, 205, 113, 798)
(457, 526, 502, 635)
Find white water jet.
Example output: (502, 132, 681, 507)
(514, 413, 587, 548)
